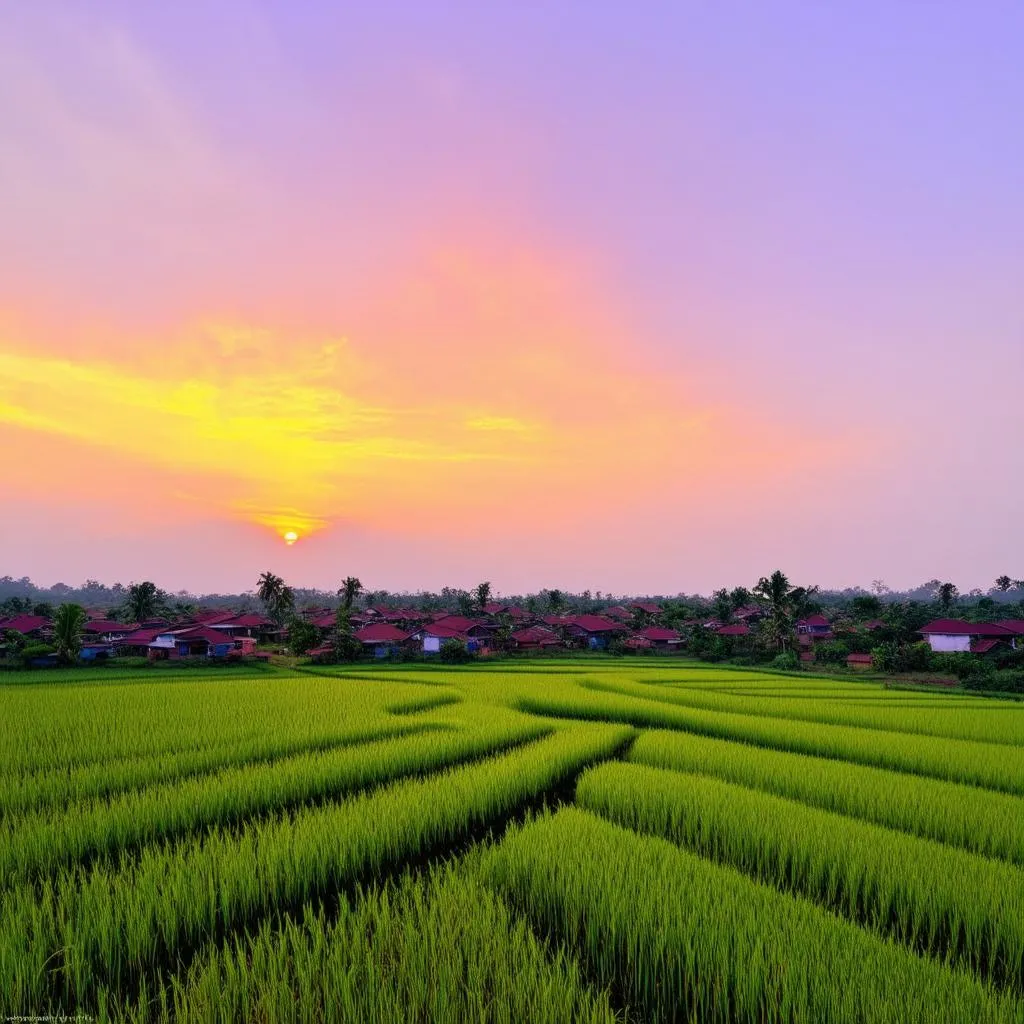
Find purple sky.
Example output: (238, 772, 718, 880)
(1, 2, 1021, 595)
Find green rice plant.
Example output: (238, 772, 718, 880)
(113, 858, 625, 1024)
(0, 674, 450, 777)
(577, 761, 1024, 988)
(606, 675, 1024, 746)
(629, 729, 1024, 865)
(0, 716, 551, 886)
(518, 681, 1024, 793)
(0, 722, 633, 1013)
(483, 807, 1022, 1023)
(0, 717, 438, 818)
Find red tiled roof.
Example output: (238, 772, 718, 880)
(511, 626, 561, 645)
(970, 638, 1006, 654)
(355, 624, 411, 643)
(625, 636, 653, 648)
(191, 610, 237, 625)
(172, 626, 237, 645)
(217, 613, 272, 629)
(716, 624, 750, 636)
(630, 602, 661, 615)
(0, 614, 49, 634)
(798, 615, 831, 627)
(432, 615, 479, 632)
(995, 620, 1024, 635)
(422, 624, 468, 640)
(309, 612, 337, 629)
(918, 619, 1014, 637)
(846, 652, 873, 664)
(82, 619, 132, 633)
(568, 615, 625, 633)
(541, 615, 571, 626)
(114, 627, 167, 645)
(603, 606, 632, 620)
(636, 626, 681, 641)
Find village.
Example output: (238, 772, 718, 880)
(2, 598, 1021, 674)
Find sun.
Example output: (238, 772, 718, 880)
(283, 530, 299, 546)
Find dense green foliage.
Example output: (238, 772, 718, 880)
(1, 659, 1022, 1021)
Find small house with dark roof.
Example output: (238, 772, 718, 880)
(633, 626, 682, 649)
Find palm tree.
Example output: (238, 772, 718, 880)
(124, 581, 163, 623)
(934, 582, 959, 614)
(257, 572, 295, 626)
(337, 576, 364, 611)
(752, 570, 815, 652)
(52, 603, 86, 664)
(474, 581, 492, 613)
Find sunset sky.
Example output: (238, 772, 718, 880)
(2, 3, 1022, 596)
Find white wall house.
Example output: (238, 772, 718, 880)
(918, 619, 1016, 653)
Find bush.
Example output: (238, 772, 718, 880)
(20, 643, 56, 667)
(439, 638, 474, 664)
(962, 668, 1023, 694)
(871, 641, 930, 673)
(815, 640, 850, 666)
(771, 651, 800, 671)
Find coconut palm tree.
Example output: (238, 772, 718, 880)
(752, 570, 817, 652)
(257, 572, 295, 626)
(337, 577, 364, 611)
(52, 603, 86, 664)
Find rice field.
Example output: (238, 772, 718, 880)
(2, 659, 1023, 1022)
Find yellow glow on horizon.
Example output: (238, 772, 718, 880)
(0, 242, 851, 539)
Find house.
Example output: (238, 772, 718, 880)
(796, 615, 833, 639)
(354, 623, 413, 658)
(510, 625, 562, 651)
(208, 613, 274, 640)
(82, 619, 134, 641)
(431, 615, 480, 634)
(603, 606, 633, 622)
(734, 606, 764, 623)
(80, 640, 115, 662)
(632, 626, 683, 649)
(148, 626, 237, 660)
(624, 635, 653, 651)
(0, 614, 50, 639)
(917, 619, 1017, 653)
(630, 602, 661, 616)
(564, 615, 627, 650)
(846, 652, 873, 670)
(112, 626, 167, 657)
(418, 624, 470, 655)
(716, 624, 750, 638)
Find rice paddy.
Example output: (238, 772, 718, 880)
(2, 658, 1023, 1022)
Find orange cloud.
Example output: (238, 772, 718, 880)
(0, 238, 854, 544)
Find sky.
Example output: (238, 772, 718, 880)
(1, 2, 1022, 596)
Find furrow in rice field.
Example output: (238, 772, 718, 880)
(482, 807, 1022, 1024)
(577, 760, 1024, 990)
